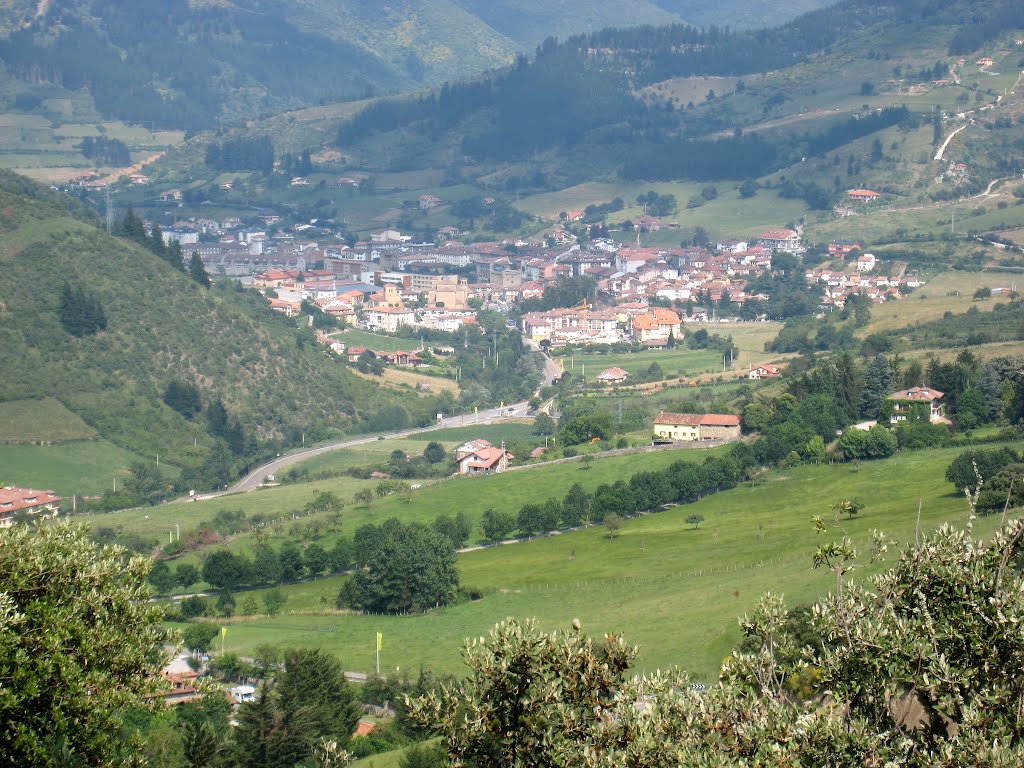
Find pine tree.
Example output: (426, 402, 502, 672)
(860, 354, 894, 419)
(189, 251, 211, 287)
(166, 239, 186, 271)
(118, 208, 148, 246)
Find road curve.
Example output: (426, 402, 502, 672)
(219, 401, 532, 496)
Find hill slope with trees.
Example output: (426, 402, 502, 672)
(0, 172, 414, 490)
(0, 0, 832, 131)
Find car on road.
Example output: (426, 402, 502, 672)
(377, 435, 386, 440)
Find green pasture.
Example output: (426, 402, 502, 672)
(338, 329, 420, 353)
(0, 439, 157, 497)
(209, 442, 1014, 681)
(859, 269, 1019, 334)
(122, 443, 720, 571)
(514, 181, 807, 241)
(288, 422, 540, 477)
(0, 398, 98, 442)
(557, 347, 723, 379)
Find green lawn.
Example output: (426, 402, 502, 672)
(207, 443, 1010, 682)
(557, 347, 723, 379)
(0, 398, 98, 442)
(0, 439, 159, 497)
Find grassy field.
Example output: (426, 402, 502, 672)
(352, 366, 459, 396)
(208, 442, 1013, 681)
(286, 422, 540, 478)
(514, 182, 807, 241)
(0, 398, 98, 442)
(338, 329, 421, 353)
(102, 442, 720, 566)
(554, 348, 723, 379)
(0, 439, 159, 496)
(859, 270, 1020, 334)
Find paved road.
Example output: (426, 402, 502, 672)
(190, 348, 562, 499)
(221, 401, 532, 495)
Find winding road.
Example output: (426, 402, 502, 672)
(210, 351, 563, 497)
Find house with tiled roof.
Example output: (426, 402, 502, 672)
(596, 367, 630, 384)
(757, 228, 802, 253)
(629, 308, 681, 345)
(455, 439, 513, 475)
(653, 412, 741, 441)
(847, 189, 881, 202)
(0, 486, 61, 527)
(888, 387, 945, 423)
(748, 364, 782, 380)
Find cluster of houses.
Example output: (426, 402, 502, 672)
(0, 486, 61, 528)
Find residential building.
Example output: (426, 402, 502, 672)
(757, 228, 802, 254)
(0, 486, 61, 527)
(748, 364, 782, 380)
(629, 308, 681, 346)
(363, 306, 415, 333)
(828, 240, 861, 257)
(847, 189, 882, 202)
(856, 253, 877, 272)
(653, 412, 741, 441)
(455, 439, 513, 475)
(596, 367, 630, 384)
(888, 387, 945, 423)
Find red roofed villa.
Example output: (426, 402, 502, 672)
(455, 439, 514, 475)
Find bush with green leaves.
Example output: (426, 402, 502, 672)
(409, 514, 1024, 766)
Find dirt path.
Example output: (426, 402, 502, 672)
(99, 151, 166, 185)
(934, 121, 969, 161)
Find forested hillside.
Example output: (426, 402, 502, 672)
(0, 0, 831, 132)
(0, 172, 415, 488)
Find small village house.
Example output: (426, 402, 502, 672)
(455, 439, 513, 475)
(596, 367, 630, 384)
(747, 364, 782, 380)
(887, 387, 945, 423)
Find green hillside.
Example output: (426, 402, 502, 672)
(0, 172, 412, 492)
(0, 0, 832, 145)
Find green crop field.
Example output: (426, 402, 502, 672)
(0, 439, 159, 496)
(200, 443, 1012, 682)
(0, 398, 98, 442)
(556, 347, 722, 379)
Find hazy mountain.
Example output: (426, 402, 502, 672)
(0, 0, 833, 131)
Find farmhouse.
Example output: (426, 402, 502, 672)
(747, 364, 782, 380)
(455, 439, 513, 475)
(653, 412, 741, 442)
(596, 367, 630, 384)
(0, 486, 61, 528)
(887, 387, 945, 423)
(847, 189, 882, 202)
